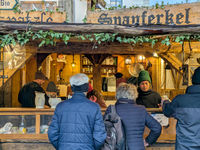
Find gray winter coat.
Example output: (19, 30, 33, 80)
(163, 85, 200, 150)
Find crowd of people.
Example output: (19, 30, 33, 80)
(18, 66, 200, 150)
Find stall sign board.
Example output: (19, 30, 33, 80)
(87, 2, 200, 25)
(0, 0, 18, 10)
(0, 11, 66, 23)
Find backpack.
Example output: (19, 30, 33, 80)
(101, 105, 129, 150)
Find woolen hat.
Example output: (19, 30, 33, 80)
(192, 67, 200, 85)
(46, 81, 59, 92)
(88, 82, 93, 93)
(138, 70, 151, 85)
(114, 72, 123, 78)
(35, 72, 48, 80)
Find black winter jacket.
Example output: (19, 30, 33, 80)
(104, 98, 162, 150)
(163, 85, 200, 150)
(136, 88, 161, 108)
(18, 81, 49, 107)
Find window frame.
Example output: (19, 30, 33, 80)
(110, 0, 123, 7)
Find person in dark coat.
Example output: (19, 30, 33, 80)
(104, 83, 162, 150)
(48, 73, 107, 150)
(18, 71, 50, 108)
(114, 72, 127, 88)
(162, 66, 200, 150)
(136, 70, 161, 108)
(46, 81, 59, 98)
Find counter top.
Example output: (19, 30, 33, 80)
(0, 107, 162, 113)
(0, 107, 175, 142)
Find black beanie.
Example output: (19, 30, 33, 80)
(46, 81, 59, 92)
(114, 72, 123, 78)
(192, 67, 200, 85)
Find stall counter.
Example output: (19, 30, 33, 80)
(0, 108, 176, 143)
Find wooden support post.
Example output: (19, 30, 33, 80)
(11, 69, 21, 107)
(35, 114, 40, 134)
(84, 54, 110, 93)
(93, 63, 102, 93)
(26, 57, 37, 83)
(148, 57, 160, 94)
(50, 53, 57, 84)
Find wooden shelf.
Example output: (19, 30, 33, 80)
(81, 55, 118, 75)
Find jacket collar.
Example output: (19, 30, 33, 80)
(186, 85, 200, 94)
(137, 87, 153, 96)
(116, 98, 136, 105)
(72, 93, 86, 98)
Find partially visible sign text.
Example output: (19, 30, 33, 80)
(87, 3, 200, 25)
(0, 0, 18, 10)
(0, 11, 66, 23)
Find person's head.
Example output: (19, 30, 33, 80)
(116, 83, 138, 101)
(70, 73, 89, 93)
(86, 89, 102, 102)
(138, 70, 151, 92)
(46, 81, 59, 98)
(34, 71, 47, 86)
(192, 67, 200, 85)
(114, 72, 123, 80)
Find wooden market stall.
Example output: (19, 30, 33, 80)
(0, 2, 200, 150)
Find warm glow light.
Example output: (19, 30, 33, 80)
(153, 53, 158, 57)
(138, 55, 143, 60)
(143, 56, 145, 59)
(71, 62, 76, 68)
(161, 58, 164, 63)
(71, 54, 76, 68)
(125, 55, 132, 65)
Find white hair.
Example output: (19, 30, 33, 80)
(70, 73, 89, 86)
(116, 83, 138, 101)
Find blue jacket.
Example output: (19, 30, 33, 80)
(48, 93, 107, 150)
(163, 85, 200, 150)
(104, 98, 161, 150)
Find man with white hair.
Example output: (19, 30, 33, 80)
(48, 73, 107, 150)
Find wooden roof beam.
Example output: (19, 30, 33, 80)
(159, 53, 183, 75)
(2, 22, 200, 36)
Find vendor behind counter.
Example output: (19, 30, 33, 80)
(136, 70, 161, 108)
(18, 71, 50, 108)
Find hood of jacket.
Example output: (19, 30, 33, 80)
(186, 85, 200, 94)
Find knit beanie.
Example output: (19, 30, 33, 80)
(46, 81, 59, 92)
(35, 71, 48, 80)
(114, 72, 123, 79)
(138, 70, 151, 85)
(192, 67, 200, 85)
(88, 82, 93, 93)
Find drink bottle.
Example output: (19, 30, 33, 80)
(19, 115, 26, 134)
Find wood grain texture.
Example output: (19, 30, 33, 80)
(87, 2, 200, 26)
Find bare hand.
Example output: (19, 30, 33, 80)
(143, 139, 149, 147)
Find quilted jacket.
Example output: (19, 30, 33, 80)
(48, 93, 107, 150)
(104, 98, 162, 150)
(163, 85, 200, 150)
